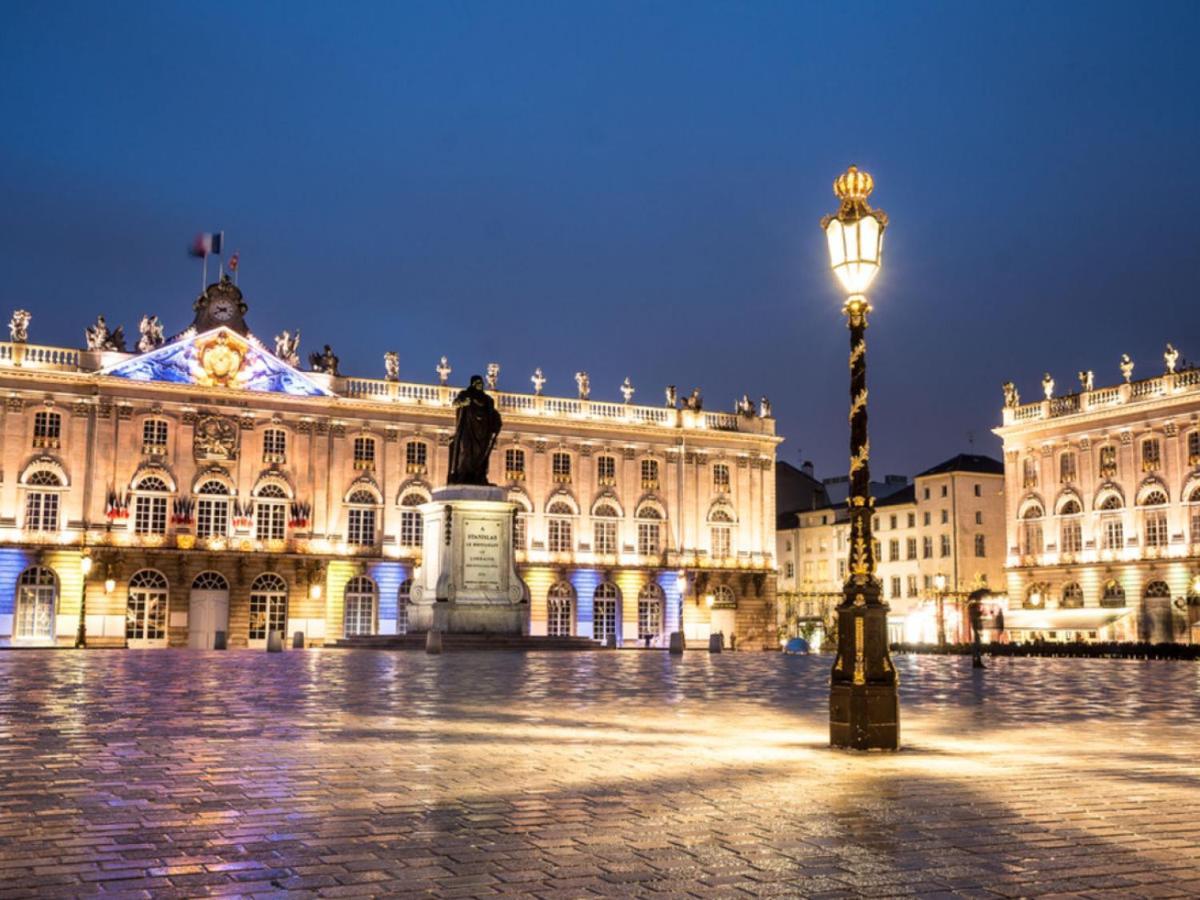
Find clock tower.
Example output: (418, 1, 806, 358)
(192, 275, 249, 335)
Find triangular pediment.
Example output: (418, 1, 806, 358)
(102, 327, 333, 397)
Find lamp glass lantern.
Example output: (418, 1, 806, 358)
(80, 555, 94, 577)
(822, 165, 887, 300)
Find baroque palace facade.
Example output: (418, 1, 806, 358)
(0, 279, 780, 650)
(995, 349, 1200, 642)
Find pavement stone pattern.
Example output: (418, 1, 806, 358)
(1, 649, 1199, 898)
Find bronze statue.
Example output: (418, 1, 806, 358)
(447, 375, 502, 485)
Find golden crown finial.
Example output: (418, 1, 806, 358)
(833, 165, 874, 202)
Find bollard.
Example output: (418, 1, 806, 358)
(604, 633, 617, 649)
(425, 630, 443, 654)
(292, 631, 305, 649)
(266, 629, 283, 653)
(669, 631, 685, 655)
(708, 632, 723, 653)
(213, 630, 227, 651)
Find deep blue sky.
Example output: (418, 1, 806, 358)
(2, 1, 1198, 480)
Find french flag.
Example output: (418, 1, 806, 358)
(188, 231, 223, 258)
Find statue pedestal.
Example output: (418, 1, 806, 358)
(410, 486, 526, 634)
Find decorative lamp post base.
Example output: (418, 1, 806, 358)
(829, 602, 900, 750)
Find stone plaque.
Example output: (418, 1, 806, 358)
(462, 517, 504, 591)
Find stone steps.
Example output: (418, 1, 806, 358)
(331, 632, 604, 651)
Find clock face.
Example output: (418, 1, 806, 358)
(209, 297, 236, 322)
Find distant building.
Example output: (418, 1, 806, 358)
(776, 454, 1005, 645)
(995, 351, 1200, 642)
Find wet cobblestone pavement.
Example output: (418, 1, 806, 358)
(2, 649, 1200, 898)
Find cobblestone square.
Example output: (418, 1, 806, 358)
(1, 649, 1199, 898)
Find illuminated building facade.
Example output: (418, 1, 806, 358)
(776, 455, 1005, 644)
(996, 351, 1200, 642)
(0, 279, 780, 649)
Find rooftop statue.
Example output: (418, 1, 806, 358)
(759, 395, 772, 418)
(486, 362, 500, 390)
(1078, 370, 1094, 392)
(684, 388, 703, 411)
(447, 375, 502, 486)
(1042, 372, 1054, 400)
(1001, 381, 1020, 408)
(137, 314, 164, 354)
(1165, 343, 1179, 375)
(274, 330, 301, 367)
(384, 351, 399, 382)
(665, 385, 677, 408)
(436, 356, 452, 385)
(85, 315, 126, 352)
(531, 367, 546, 396)
(9, 310, 30, 343)
(310, 344, 339, 376)
(575, 371, 590, 400)
(620, 377, 634, 404)
(1120, 353, 1134, 383)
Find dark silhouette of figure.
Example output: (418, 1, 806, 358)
(448, 375, 502, 485)
(967, 588, 988, 669)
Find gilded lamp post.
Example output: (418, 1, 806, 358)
(822, 165, 900, 750)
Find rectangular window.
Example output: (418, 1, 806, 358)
(596, 455, 616, 485)
(923, 511, 931, 526)
(1059, 452, 1076, 483)
(1099, 445, 1117, 478)
(552, 452, 572, 484)
(405, 441, 428, 474)
(922, 536, 932, 559)
(837, 559, 846, 580)
(923, 488, 930, 500)
(891, 576, 901, 599)
(1022, 523, 1043, 555)
(784, 561, 794, 579)
(24, 492, 59, 532)
(353, 437, 376, 471)
(1061, 520, 1082, 554)
(143, 419, 168, 455)
(974, 483, 982, 497)
(974, 534, 986, 557)
(941, 509, 948, 524)
(347, 508, 376, 545)
(941, 485, 948, 497)
(1191, 510, 1200, 545)
(975, 511, 983, 525)
(1142, 439, 1161, 472)
(713, 463, 730, 492)
(907, 513, 915, 528)
(1101, 516, 1124, 550)
(640, 459, 659, 490)
(940, 534, 951, 557)
(505, 448, 526, 481)
(638, 522, 661, 556)
(263, 428, 286, 464)
(548, 517, 572, 552)
(907, 575, 918, 597)
(889, 515, 897, 530)
(255, 501, 287, 541)
(400, 510, 422, 547)
(888, 539, 899, 562)
(196, 498, 228, 538)
(32, 411, 61, 449)
(711, 526, 731, 559)
(906, 537, 917, 560)
(1190, 432, 1200, 466)
(134, 495, 167, 535)
(1145, 510, 1168, 548)
(594, 520, 617, 555)
(512, 514, 527, 550)
(1023, 458, 1038, 488)
(924, 575, 932, 591)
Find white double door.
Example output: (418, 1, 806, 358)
(188, 589, 229, 649)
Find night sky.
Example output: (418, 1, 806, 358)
(2, 2, 1198, 481)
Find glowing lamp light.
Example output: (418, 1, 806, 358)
(822, 166, 887, 299)
(80, 554, 94, 577)
(705, 593, 715, 608)
(310, 583, 323, 600)
(933, 573, 947, 593)
(104, 577, 116, 594)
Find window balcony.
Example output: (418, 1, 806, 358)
(641, 479, 659, 491)
(552, 473, 572, 484)
(597, 475, 616, 487)
(263, 451, 286, 464)
(505, 469, 525, 482)
(32, 436, 60, 449)
(143, 443, 167, 457)
(353, 459, 375, 471)
(405, 463, 427, 475)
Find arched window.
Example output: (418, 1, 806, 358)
(1189, 430, 1200, 466)
(399, 491, 427, 548)
(127, 569, 168, 644)
(1023, 583, 1050, 609)
(637, 583, 664, 644)
(32, 410, 61, 449)
(142, 418, 168, 455)
(346, 490, 378, 546)
(405, 441, 428, 474)
(1020, 503, 1044, 556)
(353, 436, 377, 470)
(192, 571, 229, 591)
(1099, 493, 1123, 511)
(249, 573, 287, 641)
(640, 459, 660, 490)
(14, 566, 57, 641)
(344, 575, 376, 636)
(1058, 498, 1082, 516)
(593, 582, 620, 644)
(547, 581, 574, 637)
(24, 470, 62, 532)
(547, 500, 573, 553)
(1061, 582, 1084, 608)
(262, 428, 287, 464)
(709, 506, 734, 559)
(1144, 495, 1169, 548)
(1141, 489, 1168, 507)
(1144, 580, 1171, 599)
(713, 584, 736, 608)
(397, 579, 412, 634)
(255, 483, 288, 541)
(592, 502, 620, 554)
(1101, 579, 1126, 607)
(195, 480, 230, 538)
(133, 475, 169, 535)
(636, 504, 664, 556)
(510, 492, 531, 551)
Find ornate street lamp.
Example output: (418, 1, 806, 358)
(822, 165, 899, 750)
